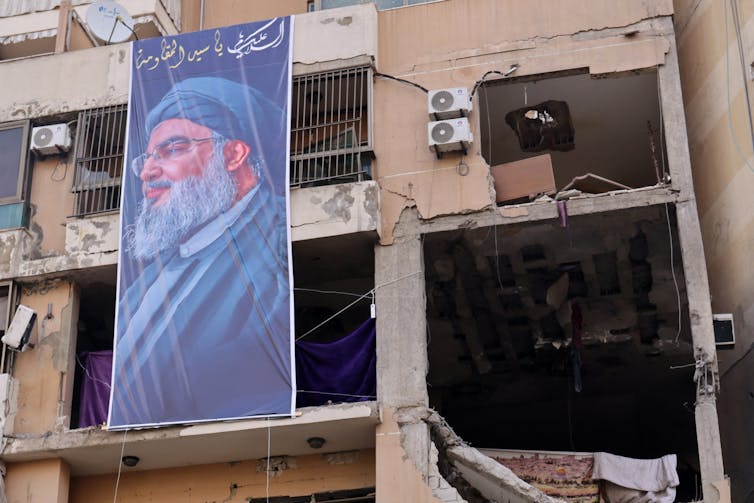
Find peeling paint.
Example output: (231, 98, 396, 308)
(324, 451, 359, 465)
(363, 184, 379, 228)
(499, 206, 529, 218)
(0, 234, 16, 265)
(337, 16, 353, 26)
(322, 186, 355, 222)
(257, 456, 296, 476)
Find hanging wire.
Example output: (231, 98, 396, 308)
(470, 65, 519, 97)
(112, 429, 128, 503)
(293, 287, 365, 298)
(723, 0, 754, 174)
(295, 270, 424, 341)
(265, 419, 271, 503)
(656, 64, 683, 345)
(296, 390, 376, 400)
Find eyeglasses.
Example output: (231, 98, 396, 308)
(131, 135, 222, 177)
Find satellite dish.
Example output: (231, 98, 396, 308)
(86, 0, 135, 44)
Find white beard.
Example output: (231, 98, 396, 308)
(127, 150, 236, 260)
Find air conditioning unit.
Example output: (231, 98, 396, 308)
(428, 87, 471, 120)
(31, 124, 71, 156)
(1, 305, 35, 351)
(428, 117, 473, 154)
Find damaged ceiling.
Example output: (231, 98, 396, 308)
(423, 204, 699, 478)
(479, 71, 664, 191)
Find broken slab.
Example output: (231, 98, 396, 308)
(562, 173, 632, 194)
(395, 407, 565, 503)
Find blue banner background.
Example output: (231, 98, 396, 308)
(108, 17, 294, 429)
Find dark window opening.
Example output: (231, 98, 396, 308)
(479, 70, 668, 203)
(71, 280, 116, 429)
(293, 233, 376, 407)
(424, 205, 700, 500)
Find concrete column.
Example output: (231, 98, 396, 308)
(374, 211, 436, 499)
(658, 19, 726, 500)
(657, 17, 695, 198)
(5, 458, 70, 503)
(676, 200, 726, 501)
(375, 213, 428, 408)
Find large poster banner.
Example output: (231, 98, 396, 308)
(108, 17, 295, 429)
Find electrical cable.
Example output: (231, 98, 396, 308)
(470, 65, 519, 97)
(293, 287, 365, 298)
(723, 0, 754, 174)
(112, 429, 127, 503)
(50, 160, 68, 182)
(265, 419, 271, 503)
(666, 203, 682, 345)
(373, 71, 428, 94)
(657, 65, 683, 345)
(296, 390, 376, 399)
(295, 270, 424, 341)
(76, 353, 111, 389)
(729, 0, 754, 159)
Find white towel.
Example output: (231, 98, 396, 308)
(592, 452, 679, 492)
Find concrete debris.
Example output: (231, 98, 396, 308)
(395, 407, 566, 503)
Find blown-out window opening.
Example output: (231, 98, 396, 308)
(72, 104, 127, 217)
(290, 65, 373, 187)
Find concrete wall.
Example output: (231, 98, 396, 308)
(674, 0, 754, 500)
(28, 157, 76, 258)
(0, 4, 377, 123)
(12, 281, 75, 434)
(5, 458, 70, 503)
(68, 449, 375, 502)
(180, 0, 313, 33)
(374, 0, 674, 243)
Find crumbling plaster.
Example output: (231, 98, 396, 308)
(290, 180, 380, 242)
(392, 406, 563, 503)
(374, 1, 674, 244)
(12, 280, 74, 435)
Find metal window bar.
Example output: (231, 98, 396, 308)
(72, 104, 127, 216)
(290, 66, 373, 187)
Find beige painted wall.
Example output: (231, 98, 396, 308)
(13, 281, 74, 434)
(674, 0, 754, 500)
(376, 408, 446, 503)
(69, 449, 375, 502)
(28, 155, 76, 257)
(200, 0, 309, 29)
(6, 458, 70, 503)
(373, 0, 673, 243)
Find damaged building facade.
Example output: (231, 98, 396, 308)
(0, 0, 733, 501)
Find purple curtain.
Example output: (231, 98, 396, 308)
(296, 318, 376, 407)
(78, 350, 112, 428)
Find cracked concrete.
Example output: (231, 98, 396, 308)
(394, 407, 564, 503)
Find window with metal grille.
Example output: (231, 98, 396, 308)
(290, 66, 373, 187)
(72, 104, 127, 216)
